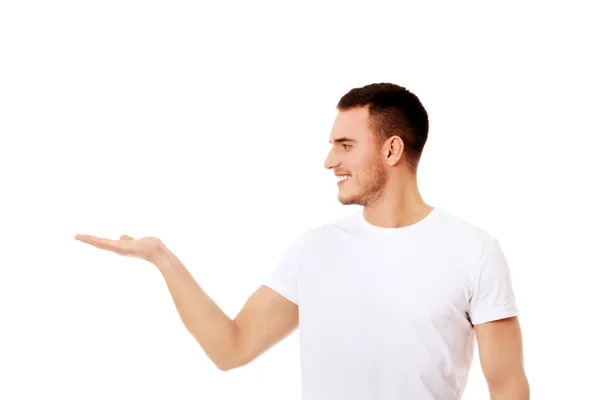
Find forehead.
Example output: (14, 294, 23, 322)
(329, 107, 372, 143)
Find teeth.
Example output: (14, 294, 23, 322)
(337, 175, 351, 181)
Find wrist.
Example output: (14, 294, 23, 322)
(150, 243, 174, 269)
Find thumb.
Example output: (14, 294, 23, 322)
(120, 235, 135, 240)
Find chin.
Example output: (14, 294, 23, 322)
(338, 193, 362, 206)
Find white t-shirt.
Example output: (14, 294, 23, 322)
(263, 206, 519, 400)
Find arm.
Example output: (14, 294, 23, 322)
(474, 316, 530, 400)
(74, 233, 299, 372)
(154, 249, 298, 371)
(233, 284, 298, 368)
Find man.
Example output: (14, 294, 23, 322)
(75, 83, 529, 399)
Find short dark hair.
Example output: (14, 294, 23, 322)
(337, 83, 429, 173)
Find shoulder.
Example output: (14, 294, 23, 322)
(304, 210, 363, 240)
(434, 207, 496, 245)
(432, 208, 509, 279)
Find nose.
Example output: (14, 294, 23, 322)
(324, 148, 339, 170)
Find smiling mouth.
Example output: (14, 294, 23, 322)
(337, 175, 351, 185)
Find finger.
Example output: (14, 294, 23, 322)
(120, 235, 134, 240)
(75, 234, 125, 252)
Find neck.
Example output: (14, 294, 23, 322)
(362, 172, 434, 229)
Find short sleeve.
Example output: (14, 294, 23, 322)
(468, 235, 519, 325)
(262, 230, 309, 305)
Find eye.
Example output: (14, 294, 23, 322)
(342, 144, 352, 150)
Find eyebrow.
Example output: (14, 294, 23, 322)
(329, 137, 357, 144)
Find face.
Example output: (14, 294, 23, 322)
(324, 107, 388, 206)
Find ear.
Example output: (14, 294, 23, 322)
(383, 136, 404, 166)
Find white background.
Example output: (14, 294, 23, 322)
(1, 1, 598, 399)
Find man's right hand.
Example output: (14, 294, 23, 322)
(74, 233, 168, 264)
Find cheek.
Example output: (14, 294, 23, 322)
(345, 151, 377, 176)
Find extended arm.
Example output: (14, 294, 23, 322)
(75, 233, 299, 372)
(154, 249, 298, 371)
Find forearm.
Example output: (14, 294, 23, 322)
(152, 248, 239, 371)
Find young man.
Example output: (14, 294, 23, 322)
(75, 83, 529, 399)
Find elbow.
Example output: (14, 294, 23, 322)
(216, 353, 250, 372)
(213, 352, 241, 372)
(209, 322, 245, 372)
(214, 341, 244, 372)
(216, 358, 249, 372)
(215, 361, 234, 372)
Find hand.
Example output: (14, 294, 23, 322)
(74, 233, 168, 263)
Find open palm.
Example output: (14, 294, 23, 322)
(75, 234, 165, 262)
